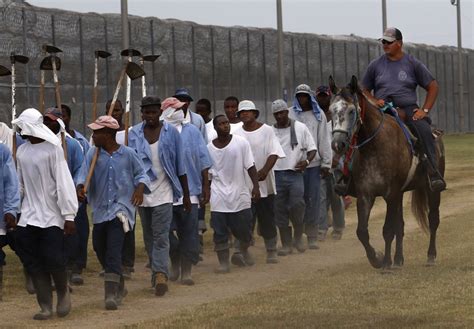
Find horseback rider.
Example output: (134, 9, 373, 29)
(361, 27, 446, 192)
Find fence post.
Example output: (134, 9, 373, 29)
(79, 16, 86, 133)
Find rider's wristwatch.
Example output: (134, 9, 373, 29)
(423, 108, 430, 114)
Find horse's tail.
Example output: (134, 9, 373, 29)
(411, 186, 429, 233)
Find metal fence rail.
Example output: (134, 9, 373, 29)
(1, 2, 472, 135)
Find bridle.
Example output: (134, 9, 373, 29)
(331, 89, 385, 150)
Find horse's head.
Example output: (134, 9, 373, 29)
(328, 75, 362, 156)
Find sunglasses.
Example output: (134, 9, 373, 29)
(382, 40, 395, 45)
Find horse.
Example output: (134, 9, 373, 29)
(328, 75, 445, 270)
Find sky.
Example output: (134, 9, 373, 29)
(27, 0, 473, 49)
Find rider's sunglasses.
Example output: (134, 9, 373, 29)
(381, 40, 395, 45)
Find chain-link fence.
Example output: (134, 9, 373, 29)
(1, 0, 473, 135)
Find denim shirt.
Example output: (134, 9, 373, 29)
(180, 123, 212, 196)
(0, 143, 20, 233)
(128, 121, 186, 201)
(65, 136, 84, 185)
(78, 145, 150, 226)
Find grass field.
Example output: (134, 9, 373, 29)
(0, 134, 473, 328)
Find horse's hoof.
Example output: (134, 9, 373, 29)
(369, 251, 384, 269)
(380, 266, 394, 275)
(425, 256, 436, 267)
(392, 264, 403, 270)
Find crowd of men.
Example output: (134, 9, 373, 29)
(0, 26, 442, 320)
(0, 84, 346, 318)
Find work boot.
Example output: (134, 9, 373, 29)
(70, 272, 84, 286)
(278, 227, 293, 256)
(104, 273, 120, 310)
(308, 237, 319, 250)
(215, 249, 230, 274)
(154, 272, 168, 297)
(31, 272, 53, 320)
(51, 271, 71, 317)
(180, 258, 195, 286)
(122, 266, 132, 280)
(231, 251, 246, 267)
(317, 230, 327, 242)
(240, 243, 255, 266)
(116, 275, 127, 305)
(169, 254, 180, 282)
(331, 229, 343, 240)
(293, 225, 306, 253)
(24, 267, 36, 294)
(264, 237, 279, 264)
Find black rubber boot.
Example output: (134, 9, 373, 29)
(51, 271, 71, 317)
(180, 258, 195, 286)
(264, 237, 279, 264)
(215, 249, 230, 274)
(104, 273, 120, 310)
(169, 254, 180, 282)
(23, 267, 36, 294)
(293, 224, 306, 253)
(239, 242, 255, 266)
(116, 275, 127, 305)
(31, 272, 53, 320)
(278, 226, 293, 256)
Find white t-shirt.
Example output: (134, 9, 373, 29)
(273, 121, 317, 171)
(16, 141, 78, 229)
(207, 135, 255, 213)
(142, 141, 174, 207)
(234, 124, 285, 197)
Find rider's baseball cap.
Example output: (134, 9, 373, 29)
(379, 27, 403, 42)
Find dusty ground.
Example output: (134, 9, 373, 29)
(0, 134, 472, 328)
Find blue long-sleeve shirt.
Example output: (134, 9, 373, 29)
(65, 136, 84, 185)
(128, 121, 186, 201)
(0, 143, 20, 234)
(180, 123, 212, 196)
(78, 145, 150, 226)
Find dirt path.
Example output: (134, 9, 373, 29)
(1, 168, 471, 328)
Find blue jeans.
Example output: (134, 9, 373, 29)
(318, 174, 345, 232)
(138, 203, 172, 277)
(92, 218, 125, 276)
(303, 166, 321, 238)
(274, 170, 306, 228)
(170, 204, 199, 264)
(251, 195, 277, 240)
(211, 209, 253, 251)
(16, 225, 66, 274)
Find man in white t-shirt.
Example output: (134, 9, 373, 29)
(233, 100, 285, 264)
(271, 99, 317, 255)
(207, 114, 260, 274)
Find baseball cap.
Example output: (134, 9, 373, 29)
(237, 100, 259, 118)
(161, 97, 186, 110)
(379, 27, 403, 42)
(173, 88, 193, 102)
(140, 95, 161, 108)
(316, 85, 331, 96)
(88, 115, 120, 130)
(295, 84, 314, 96)
(271, 99, 288, 114)
(44, 107, 63, 121)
